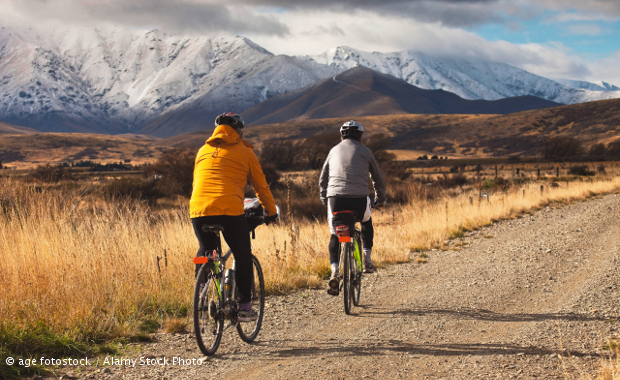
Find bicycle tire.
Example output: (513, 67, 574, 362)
(343, 242, 352, 315)
(193, 263, 224, 356)
(352, 237, 362, 306)
(236, 255, 265, 343)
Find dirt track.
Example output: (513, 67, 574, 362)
(72, 194, 620, 379)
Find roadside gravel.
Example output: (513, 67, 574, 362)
(49, 194, 620, 379)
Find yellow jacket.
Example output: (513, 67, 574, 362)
(189, 124, 277, 218)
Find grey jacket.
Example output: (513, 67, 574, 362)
(319, 139, 387, 204)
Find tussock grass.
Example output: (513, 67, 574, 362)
(596, 349, 620, 380)
(1, 176, 620, 359)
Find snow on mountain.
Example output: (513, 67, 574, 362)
(0, 23, 339, 135)
(554, 78, 620, 92)
(2, 23, 620, 136)
(300, 46, 620, 105)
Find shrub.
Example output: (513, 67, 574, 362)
(296, 133, 341, 170)
(483, 177, 510, 191)
(437, 173, 468, 188)
(260, 163, 281, 187)
(589, 143, 607, 157)
(568, 165, 595, 176)
(28, 165, 74, 183)
(260, 140, 298, 171)
(543, 136, 584, 159)
(143, 147, 196, 198)
(597, 164, 606, 173)
(102, 177, 163, 203)
(363, 133, 392, 153)
(607, 140, 620, 158)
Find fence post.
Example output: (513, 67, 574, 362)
(540, 185, 544, 194)
(477, 166, 481, 200)
(537, 168, 540, 179)
(287, 174, 292, 225)
(523, 189, 525, 197)
(556, 167, 560, 177)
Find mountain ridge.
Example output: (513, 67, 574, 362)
(0, 23, 619, 137)
(242, 66, 562, 125)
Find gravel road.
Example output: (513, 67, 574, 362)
(59, 194, 620, 379)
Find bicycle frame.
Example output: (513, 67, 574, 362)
(193, 234, 236, 318)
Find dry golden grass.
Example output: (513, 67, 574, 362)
(163, 318, 188, 334)
(596, 351, 620, 380)
(1, 175, 620, 356)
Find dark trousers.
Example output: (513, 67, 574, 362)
(192, 215, 253, 304)
(328, 197, 374, 264)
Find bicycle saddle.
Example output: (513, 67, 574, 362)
(202, 224, 225, 233)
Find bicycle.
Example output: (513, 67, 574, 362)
(332, 210, 364, 315)
(192, 209, 275, 356)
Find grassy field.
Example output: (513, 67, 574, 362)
(1, 172, 620, 379)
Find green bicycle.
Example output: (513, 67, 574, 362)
(333, 210, 363, 315)
(192, 214, 268, 356)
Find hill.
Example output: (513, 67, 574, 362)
(0, 121, 36, 135)
(242, 67, 561, 125)
(4, 97, 619, 169)
(0, 133, 166, 169)
(238, 97, 620, 158)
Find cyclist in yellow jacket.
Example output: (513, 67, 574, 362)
(190, 112, 278, 322)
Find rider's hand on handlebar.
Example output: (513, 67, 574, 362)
(265, 213, 279, 225)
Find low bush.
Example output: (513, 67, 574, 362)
(143, 147, 196, 198)
(569, 165, 596, 176)
(28, 165, 74, 183)
(102, 177, 163, 203)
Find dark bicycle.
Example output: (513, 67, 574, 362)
(192, 203, 277, 355)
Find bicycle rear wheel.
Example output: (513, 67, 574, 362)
(352, 237, 362, 306)
(342, 243, 353, 315)
(236, 255, 265, 343)
(193, 264, 223, 356)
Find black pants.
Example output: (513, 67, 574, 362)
(328, 197, 374, 264)
(192, 215, 253, 304)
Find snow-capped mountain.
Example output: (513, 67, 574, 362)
(554, 78, 620, 92)
(1, 23, 620, 136)
(301, 46, 620, 105)
(0, 23, 339, 136)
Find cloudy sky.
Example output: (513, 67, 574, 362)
(1, 0, 619, 85)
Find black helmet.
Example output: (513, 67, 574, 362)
(340, 120, 364, 140)
(215, 112, 244, 129)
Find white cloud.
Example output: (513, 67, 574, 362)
(0, 0, 289, 36)
(588, 49, 620, 85)
(563, 23, 607, 36)
(0, 0, 617, 85)
(248, 9, 592, 80)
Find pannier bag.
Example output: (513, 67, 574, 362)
(332, 210, 356, 242)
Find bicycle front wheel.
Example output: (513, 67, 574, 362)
(193, 264, 223, 356)
(236, 255, 265, 343)
(342, 242, 352, 315)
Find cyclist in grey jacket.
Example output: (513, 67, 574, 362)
(319, 120, 386, 295)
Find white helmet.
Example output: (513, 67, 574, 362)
(340, 120, 364, 138)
